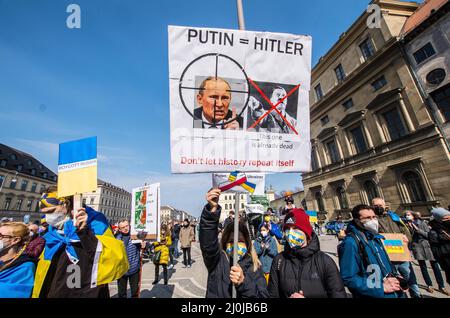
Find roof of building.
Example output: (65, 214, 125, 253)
(401, 0, 448, 36)
(0, 143, 57, 182)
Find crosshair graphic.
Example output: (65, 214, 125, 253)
(178, 53, 250, 128)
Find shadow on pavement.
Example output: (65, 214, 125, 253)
(140, 284, 175, 298)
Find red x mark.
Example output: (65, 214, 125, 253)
(248, 78, 300, 135)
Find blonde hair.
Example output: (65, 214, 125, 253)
(0, 222, 30, 248)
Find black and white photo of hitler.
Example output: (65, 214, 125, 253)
(193, 76, 244, 130)
(246, 82, 298, 134)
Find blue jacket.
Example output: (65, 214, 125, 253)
(253, 234, 278, 273)
(258, 221, 283, 240)
(338, 223, 403, 298)
(116, 233, 141, 276)
(0, 254, 36, 298)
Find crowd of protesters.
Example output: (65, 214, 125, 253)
(1, 184, 449, 299)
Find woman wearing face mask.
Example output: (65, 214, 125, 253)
(254, 224, 278, 284)
(259, 212, 283, 241)
(179, 218, 195, 268)
(403, 211, 449, 295)
(200, 188, 269, 298)
(152, 224, 172, 285)
(0, 222, 35, 298)
(429, 208, 450, 286)
(268, 208, 346, 298)
(33, 187, 129, 298)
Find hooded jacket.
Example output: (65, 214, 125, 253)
(0, 253, 36, 298)
(153, 233, 172, 265)
(199, 204, 269, 298)
(338, 222, 404, 298)
(268, 231, 346, 298)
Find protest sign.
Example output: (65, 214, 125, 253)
(382, 233, 412, 262)
(131, 183, 160, 241)
(306, 210, 318, 223)
(245, 203, 265, 215)
(169, 25, 312, 173)
(212, 171, 265, 195)
(57, 137, 97, 197)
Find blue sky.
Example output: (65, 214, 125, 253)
(0, 0, 419, 217)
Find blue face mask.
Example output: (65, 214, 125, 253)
(225, 242, 247, 260)
(285, 228, 306, 249)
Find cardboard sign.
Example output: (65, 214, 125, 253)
(382, 233, 412, 262)
(57, 137, 98, 197)
(130, 183, 160, 241)
(168, 25, 312, 173)
(212, 171, 265, 195)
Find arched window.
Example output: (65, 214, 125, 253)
(336, 186, 349, 209)
(403, 171, 427, 202)
(225, 203, 228, 209)
(315, 192, 325, 212)
(364, 180, 379, 203)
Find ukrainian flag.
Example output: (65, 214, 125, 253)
(57, 137, 98, 197)
(384, 240, 404, 254)
(306, 210, 318, 223)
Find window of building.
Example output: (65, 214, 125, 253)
(326, 139, 340, 164)
(311, 147, 319, 171)
(371, 76, 387, 91)
(40, 184, 46, 194)
(42, 172, 48, 178)
(31, 182, 37, 193)
(315, 84, 323, 101)
(241, 203, 244, 209)
(403, 171, 427, 202)
(349, 126, 368, 154)
(21, 180, 28, 191)
(17, 164, 23, 172)
(342, 99, 354, 111)
(0, 175, 4, 188)
(90, 197, 95, 205)
(27, 159, 32, 166)
(426, 68, 446, 86)
(10, 154, 17, 160)
(336, 186, 349, 209)
(334, 64, 346, 83)
(320, 115, 329, 126)
(315, 192, 325, 212)
(413, 42, 436, 64)
(15, 199, 23, 211)
(82, 198, 86, 205)
(363, 180, 379, 203)
(360, 38, 375, 60)
(27, 200, 32, 211)
(382, 108, 408, 141)
(4, 198, 12, 210)
(0, 160, 6, 167)
(430, 83, 450, 122)
(10, 178, 17, 189)
(30, 169, 36, 176)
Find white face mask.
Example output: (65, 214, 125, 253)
(46, 213, 69, 229)
(406, 215, 414, 221)
(363, 219, 379, 234)
(261, 231, 268, 237)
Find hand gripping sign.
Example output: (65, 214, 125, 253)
(168, 26, 312, 173)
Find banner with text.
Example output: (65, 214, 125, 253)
(169, 25, 312, 173)
(131, 183, 160, 241)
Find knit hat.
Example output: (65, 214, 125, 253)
(283, 208, 313, 238)
(431, 207, 450, 221)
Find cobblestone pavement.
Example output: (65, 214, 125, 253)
(110, 235, 450, 298)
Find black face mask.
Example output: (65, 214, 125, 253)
(373, 206, 385, 216)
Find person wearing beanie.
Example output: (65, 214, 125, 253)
(267, 208, 346, 298)
(429, 207, 450, 285)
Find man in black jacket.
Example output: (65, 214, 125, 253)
(199, 188, 269, 298)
